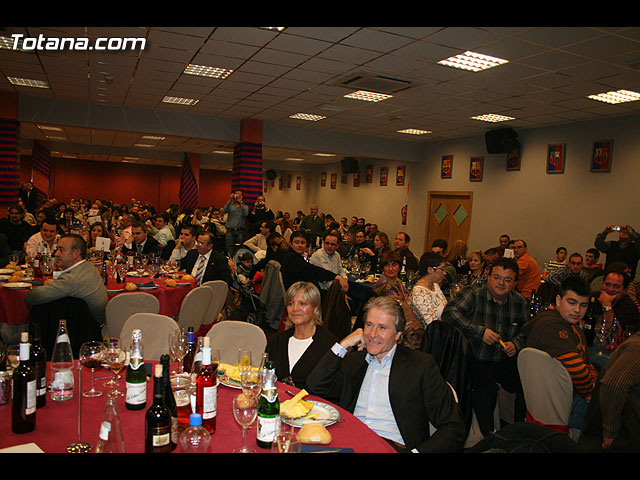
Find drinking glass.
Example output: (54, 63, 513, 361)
(7, 345, 20, 372)
(594, 318, 610, 356)
(169, 330, 189, 376)
(116, 263, 128, 282)
(135, 259, 146, 277)
(41, 260, 54, 279)
(271, 419, 301, 453)
(104, 342, 126, 397)
(8, 254, 19, 267)
(232, 393, 257, 453)
(238, 348, 252, 376)
(105, 263, 117, 284)
(0, 341, 6, 372)
(79, 341, 106, 397)
(240, 369, 262, 400)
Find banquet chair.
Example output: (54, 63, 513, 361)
(201, 280, 229, 325)
(176, 285, 214, 332)
(119, 313, 180, 360)
(206, 320, 267, 367)
(517, 347, 574, 436)
(105, 292, 160, 340)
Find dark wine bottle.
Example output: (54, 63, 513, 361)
(12, 332, 36, 434)
(256, 360, 279, 449)
(125, 329, 147, 411)
(583, 296, 596, 347)
(145, 364, 171, 453)
(29, 324, 47, 408)
(160, 354, 178, 451)
(183, 327, 195, 373)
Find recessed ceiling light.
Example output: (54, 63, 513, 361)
(142, 135, 165, 141)
(438, 51, 509, 72)
(0, 35, 31, 52)
(397, 128, 432, 135)
(134, 143, 155, 148)
(587, 89, 640, 104)
(7, 77, 49, 88)
(289, 113, 326, 121)
(37, 125, 63, 131)
(260, 27, 286, 32)
(344, 90, 393, 102)
(212, 150, 232, 155)
(162, 96, 199, 106)
(184, 64, 233, 79)
(313, 153, 336, 157)
(45, 136, 68, 141)
(471, 113, 515, 123)
(285, 157, 304, 162)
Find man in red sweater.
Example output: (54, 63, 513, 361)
(513, 239, 541, 300)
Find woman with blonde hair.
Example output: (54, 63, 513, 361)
(459, 249, 487, 288)
(446, 239, 469, 275)
(266, 281, 337, 389)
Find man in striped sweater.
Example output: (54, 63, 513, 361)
(522, 276, 597, 429)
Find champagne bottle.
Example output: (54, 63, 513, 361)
(183, 327, 196, 373)
(398, 257, 408, 286)
(50, 319, 74, 402)
(195, 337, 217, 434)
(29, 324, 47, 408)
(145, 364, 171, 453)
(12, 332, 36, 434)
(256, 360, 279, 449)
(95, 396, 126, 453)
(160, 354, 178, 451)
(125, 329, 147, 410)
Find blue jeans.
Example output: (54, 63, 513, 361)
(569, 393, 589, 430)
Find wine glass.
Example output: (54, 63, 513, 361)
(594, 318, 610, 356)
(104, 341, 126, 397)
(116, 262, 128, 283)
(232, 393, 257, 453)
(169, 330, 189, 376)
(7, 345, 20, 372)
(105, 263, 117, 284)
(271, 419, 301, 453)
(79, 341, 106, 397)
(238, 348, 252, 377)
(41, 260, 53, 279)
(135, 259, 146, 277)
(8, 254, 19, 268)
(240, 369, 262, 400)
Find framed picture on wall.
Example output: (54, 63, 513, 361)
(287, 175, 292, 188)
(278, 176, 283, 190)
(296, 176, 301, 190)
(353, 169, 360, 187)
(507, 147, 521, 171)
(396, 166, 406, 186)
(264, 180, 268, 192)
(341, 174, 347, 184)
(366, 165, 373, 183)
(441, 155, 453, 179)
(469, 156, 483, 182)
(591, 139, 613, 172)
(380, 167, 388, 186)
(546, 144, 565, 174)
(330, 173, 337, 189)
(321, 171, 327, 187)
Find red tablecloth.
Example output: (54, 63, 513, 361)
(0, 362, 395, 453)
(0, 276, 195, 325)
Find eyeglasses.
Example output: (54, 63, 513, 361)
(491, 274, 515, 284)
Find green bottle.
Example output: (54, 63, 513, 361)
(125, 329, 147, 411)
(256, 360, 279, 449)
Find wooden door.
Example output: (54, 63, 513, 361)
(424, 191, 473, 254)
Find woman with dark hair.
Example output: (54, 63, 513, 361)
(409, 252, 448, 328)
(372, 249, 410, 300)
(87, 221, 113, 251)
(266, 281, 337, 389)
(360, 231, 391, 273)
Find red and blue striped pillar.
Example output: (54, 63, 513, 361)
(232, 119, 263, 207)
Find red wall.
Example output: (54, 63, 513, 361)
(20, 155, 234, 211)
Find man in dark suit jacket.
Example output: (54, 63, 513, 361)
(120, 221, 161, 256)
(307, 296, 466, 453)
(19, 182, 39, 213)
(180, 231, 232, 286)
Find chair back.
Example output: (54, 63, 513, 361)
(177, 285, 214, 331)
(517, 347, 573, 432)
(321, 279, 352, 340)
(206, 320, 267, 367)
(201, 280, 229, 325)
(120, 313, 179, 360)
(106, 292, 160, 340)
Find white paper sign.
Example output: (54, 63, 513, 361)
(95, 236, 111, 252)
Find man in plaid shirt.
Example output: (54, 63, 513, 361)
(442, 257, 529, 436)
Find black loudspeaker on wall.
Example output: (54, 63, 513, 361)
(264, 169, 277, 180)
(341, 157, 359, 174)
(485, 128, 519, 154)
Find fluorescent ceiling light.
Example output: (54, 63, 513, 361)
(260, 27, 286, 32)
(142, 135, 165, 140)
(289, 113, 326, 121)
(438, 51, 509, 72)
(344, 90, 393, 102)
(45, 136, 67, 141)
(37, 125, 63, 131)
(397, 128, 432, 135)
(471, 113, 515, 123)
(134, 143, 155, 148)
(162, 96, 199, 106)
(285, 157, 304, 162)
(7, 77, 49, 88)
(0, 35, 31, 52)
(184, 64, 233, 79)
(313, 153, 336, 157)
(212, 150, 232, 155)
(587, 89, 640, 104)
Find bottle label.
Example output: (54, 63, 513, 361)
(26, 379, 36, 415)
(99, 421, 111, 441)
(257, 415, 279, 442)
(202, 384, 217, 419)
(151, 430, 170, 447)
(126, 381, 147, 405)
(56, 334, 70, 344)
(51, 367, 74, 389)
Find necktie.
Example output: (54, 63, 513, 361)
(136, 244, 143, 255)
(195, 255, 206, 285)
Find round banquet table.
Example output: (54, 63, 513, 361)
(0, 362, 396, 453)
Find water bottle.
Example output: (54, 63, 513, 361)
(179, 413, 211, 453)
(50, 319, 74, 401)
(95, 396, 126, 453)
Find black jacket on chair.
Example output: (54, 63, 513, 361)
(180, 249, 232, 286)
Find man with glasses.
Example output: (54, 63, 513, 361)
(512, 239, 541, 300)
(310, 232, 349, 291)
(442, 257, 529, 436)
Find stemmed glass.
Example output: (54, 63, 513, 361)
(79, 341, 106, 397)
(169, 330, 189, 377)
(232, 393, 257, 453)
(116, 262, 128, 283)
(104, 340, 126, 397)
(41, 260, 54, 279)
(240, 368, 263, 400)
(271, 419, 301, 453)
(105, 263, 117, 284)
(594, 317, 610, 356)
(238, 348, 252, 382)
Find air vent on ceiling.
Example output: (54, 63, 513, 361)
(334, 70, 421, 94)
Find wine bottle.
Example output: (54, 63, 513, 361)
(195, 337, 217, 434)
(583, 297, 596, 347)
(145, 364, 171, 453)
(29, 324, 47, 408)
(256, 360, 279, 449)
(160, 354, 178, 451)
(33, 244, 43, 280)
(50, 319, 74, 402)
(12, 332, 36, 434)
(398, 257, 408, 287)
(125, 329, 147, 411)
(183, 327, 196, 373)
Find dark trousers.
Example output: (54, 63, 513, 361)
(470, 357, 526, 436)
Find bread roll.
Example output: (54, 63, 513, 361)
(125, 282, 138, 291)
(181, 274, 195, 282)
(165, 278, 177, 287)
(297, 423, 332, 444)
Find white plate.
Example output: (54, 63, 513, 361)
(0, 275, 11, 281)
(282, 401, 341, 427)
(128, 272, 148, 277)
(3, 282, 32, 289)
(137, 285, 158, 290)
(176, 282, 191, 287)
(0, 269, 15, 274)
(106, 288, 124, 293)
